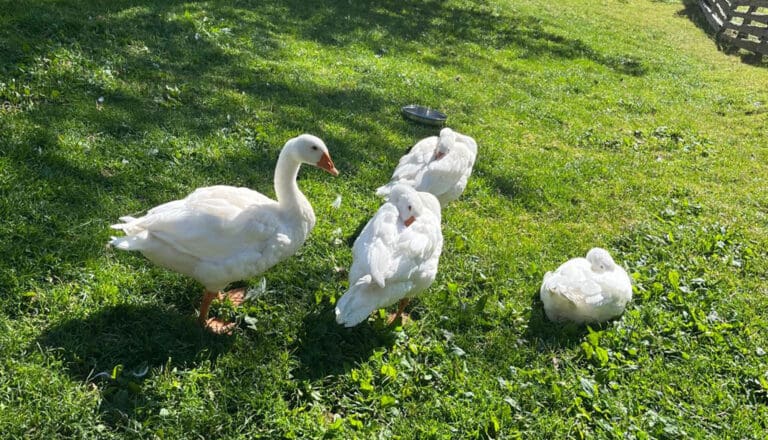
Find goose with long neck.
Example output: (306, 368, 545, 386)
(110, 134, 338, 333)
(273, 135, 337, 236)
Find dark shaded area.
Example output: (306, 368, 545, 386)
(38, 303, 232, 378)
(37, 303, 233, 424)
(676, 0, 718, 39)
(0, 0, 653, 317)
(290, 305, 396, 380)
(474, 163, 551, 211)
(676, 0, 768, 67)
(346, 217, 370, 247)
(268, 0, 647, 75)
(524, 291, 591, 349)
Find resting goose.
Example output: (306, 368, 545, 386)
(110, 134, 339, 333)
(539, 248, 632, 324)
(376, 127, 477, 206)
(335, 184, 443, 327)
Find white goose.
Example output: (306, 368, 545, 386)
(335, 184, 443, 327)
(539, 248, 632, 324)
(110, 134, 339, 333)
(376, 127, 477, 206)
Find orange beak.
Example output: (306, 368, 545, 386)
(404, 215, 415, 227)
(433, 151, 446, 160)
(316, 152, 339, 176)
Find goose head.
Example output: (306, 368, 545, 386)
(433, 127, 457, 160)
(586, 247, 616, 273)
(285, 134, 339, 176)
(389, 184, 433, 227)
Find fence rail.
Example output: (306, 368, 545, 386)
(699, 0, 768, 55)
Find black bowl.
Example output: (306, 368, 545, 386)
(401, 105, 447, 126)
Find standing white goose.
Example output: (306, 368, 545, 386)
(335, 184, 443, 327)
(110, 134, 339, 333)
(539, 248, 632, 324)
(375, 127, 477, 206)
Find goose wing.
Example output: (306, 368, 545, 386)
(417, 143, 473, 197)
(376, 136, 438, 196)
(350, 203, 400, 287)
(112, 185, 281, 260)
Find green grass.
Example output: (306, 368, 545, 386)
(1, 0, 767, 437)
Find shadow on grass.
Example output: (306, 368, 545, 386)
(0, 0, 400, 301)
(675, 0, 717, 39)
(676, 0, 768, 68)
(1, 0, 647, 312)
(525, 290, 630, 351)
(270, 0, 647, 76)
(474, 163, 552, 212)
(290, 305, 396, 380)
(37, 302, 233, 425)
(524, 292, 589, 349)
(38, 303, 232, 379)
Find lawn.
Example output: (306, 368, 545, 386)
(1, 0, 767, 438)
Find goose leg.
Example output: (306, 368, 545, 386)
(219, 287, 246, 306)
(203, 317, 236, 335)
(198, 290, 218, 324)
(198, 290, 236, 335)
(387, 298, 411, 325)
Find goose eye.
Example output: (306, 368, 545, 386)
(311, 145, 318, 151)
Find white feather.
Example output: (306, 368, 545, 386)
(336, 186, 443, 327)
(376, 128, 477, 206)
(540, 248, 632, 323)
(109, 134, 337, 293)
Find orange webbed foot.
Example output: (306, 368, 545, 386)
(203, 317, 237, 335)
(386, 298, 412, 326)
(386, 312, 411, 326)
(219, 287, 246, 307)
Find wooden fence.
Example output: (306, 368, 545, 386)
(698, 0, 768, 55)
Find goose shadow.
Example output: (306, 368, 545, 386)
(36, 303, 234, 426)
(345, 217, 370, 247)
(525, 288, 628, 352)
(524, 290, 590, 350)
(472, 159, 552, 213)
(289, 305, 397, 381)
(37, 303, 233, 380)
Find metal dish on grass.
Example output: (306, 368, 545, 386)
(401, 105, 447, 126)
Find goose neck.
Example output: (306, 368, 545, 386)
(274, 151, 309, 213)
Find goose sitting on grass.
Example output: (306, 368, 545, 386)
(335, 184, 443, 327)
(376, 127, 477, 206)
(539, 248, 632, 324)
(110, 134, 339, 334)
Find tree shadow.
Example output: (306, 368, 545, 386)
(289, 305, 397, 380)
(0, 0, 653, 321)
(0, 0, 648, 301)
(270, 0, 647, 76)
(0, 43, 393, 303)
